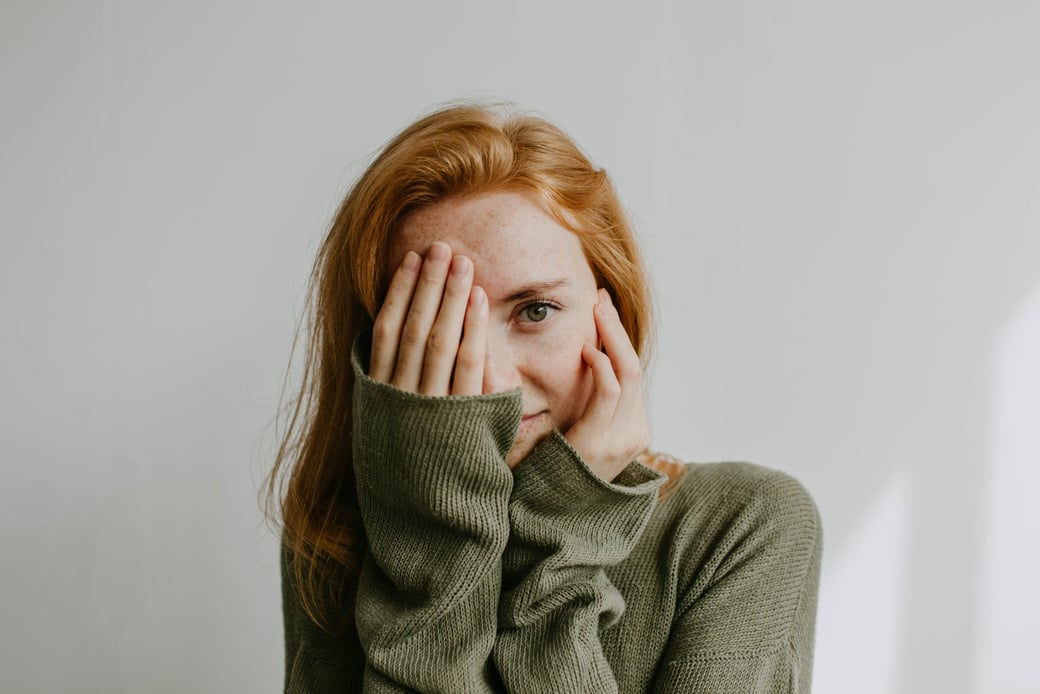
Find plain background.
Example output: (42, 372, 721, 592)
(2, 2, 1038, 693)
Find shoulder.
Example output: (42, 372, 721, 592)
(651, 461, 822, 584)
(629, 463, 824, 680)
(665, 460, 820, 530)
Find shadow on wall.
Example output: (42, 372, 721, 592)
(815, 278, 1040, 694)
(811, 184, 1040, 694)
(976, 282, 1040, 693)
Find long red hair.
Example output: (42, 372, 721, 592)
(262, 102, 686, 632)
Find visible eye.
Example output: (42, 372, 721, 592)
(517, 301, 560, 324)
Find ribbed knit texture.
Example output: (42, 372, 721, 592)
(282, 337, 823, 693)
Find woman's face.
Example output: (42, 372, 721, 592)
(386, 190, 600, 467)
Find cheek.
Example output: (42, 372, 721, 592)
(539, 318, 598, 423)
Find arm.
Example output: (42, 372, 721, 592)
(352, 244, 516, 691)
(650, 469, 823, 693)
(493, 432, 665, 692)
(351, 338, 520, 692)
(279, 334, 518, 694)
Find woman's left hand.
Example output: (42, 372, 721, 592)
(563, 289, 650, 483)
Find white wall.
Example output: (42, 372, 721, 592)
(2, 2, 1037, 692)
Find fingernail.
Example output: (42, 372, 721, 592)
(402, 251, 419, 271)
(451, 255, 470, 276)
(472, 286, 485, 306)
(428, 242, 450, 261)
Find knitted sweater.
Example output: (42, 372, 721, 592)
(281, 339, 823, 693)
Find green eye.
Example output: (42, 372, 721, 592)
(524, 304, 548, 321)
(521, 302, 556, 323)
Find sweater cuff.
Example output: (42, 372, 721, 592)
(350, 333, 522, 516)
(510, 430, 667, 553)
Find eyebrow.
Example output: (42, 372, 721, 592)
(501, 279, 571, 303)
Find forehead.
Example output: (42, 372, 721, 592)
(389, 190, 592, 296)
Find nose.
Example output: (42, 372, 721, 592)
(482, 338, 523, 394)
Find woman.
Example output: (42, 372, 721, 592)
(265, 102, 822, 693)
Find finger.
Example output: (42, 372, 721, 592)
(392, 242, 452, 391)
(577, 342, 622, 430)
(593, 289, 647, 436)
(369, 251, 420, 382)
(452, 286, 488, 396)
(595, 289, 642, 385)
(419, 254, 473, 395)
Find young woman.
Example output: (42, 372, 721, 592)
(265, 103, 822, 693)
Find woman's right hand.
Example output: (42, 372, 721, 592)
(368, 241, 488, 397)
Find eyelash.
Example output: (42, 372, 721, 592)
(515, 299, 563, 326)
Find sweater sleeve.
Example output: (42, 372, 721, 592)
(349, 336, 522, 692)
(650, 468, 823, 693)
(492, 431, 667, 693)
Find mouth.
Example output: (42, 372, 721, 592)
(518, 411, 546, 431)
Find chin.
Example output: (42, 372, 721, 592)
(506, 449, 527, 470)
(506, 424, 552, 469)
(506, 438, 536, 469)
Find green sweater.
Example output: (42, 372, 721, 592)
(281, 340, 823, 693)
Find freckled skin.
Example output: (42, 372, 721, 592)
(388, 190, 600, 467)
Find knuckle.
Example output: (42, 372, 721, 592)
(388, 270, 410, 291)
(426, 329, 451, 354)
(445, 275, 470, 298)
(400, 320, 423, 346)
(455, 350, 481, 373)
(465, 306, 487, 327)
(419, 269, 444, 288)
(372, 318, 393, 343)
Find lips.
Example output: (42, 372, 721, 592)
(518, 412, 545, 430)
